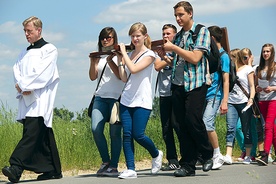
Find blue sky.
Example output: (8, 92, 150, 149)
(1, 0, 276, 113)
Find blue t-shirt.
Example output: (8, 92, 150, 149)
(206, 48, 230, 100)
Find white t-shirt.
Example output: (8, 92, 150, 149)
(228, 65, 254, 104)
(257, 67, 276, 101)
(95, 55, 124, 99)
(120, 49, 156, 110)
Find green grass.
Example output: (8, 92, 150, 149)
(0, 104, 241, 172)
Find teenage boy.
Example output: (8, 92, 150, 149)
(154, 24, 180, 170)
(203, 26, 230, 169)
(162, 1, 213, 177)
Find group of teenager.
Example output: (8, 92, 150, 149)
(88, 0, 276, 179)
(2, 1, 275, 183)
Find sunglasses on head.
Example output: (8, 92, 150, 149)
(100, 36, 113, 41)
(243, 56, 248, 60)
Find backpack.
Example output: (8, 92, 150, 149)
(192, 24, 220, 74)
(210, 51, 238, 107)
(220, 51, 238, 92)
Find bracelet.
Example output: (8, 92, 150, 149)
(118, 62, 124, 67)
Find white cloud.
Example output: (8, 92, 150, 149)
(0, 21, 21, 34)
(93, 0, 276, 23)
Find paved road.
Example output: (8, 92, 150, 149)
(0, 162, 275, 184)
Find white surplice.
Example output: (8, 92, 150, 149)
(13, 43, 60, 128)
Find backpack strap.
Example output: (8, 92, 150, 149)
(211, 51, 227, 107)
(192, 24, 204, 43)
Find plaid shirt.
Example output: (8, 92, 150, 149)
(172, 23, 210, 92)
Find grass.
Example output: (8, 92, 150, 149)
(0, 104, 241, 172)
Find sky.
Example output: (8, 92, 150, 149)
(1, 0, 276, 114)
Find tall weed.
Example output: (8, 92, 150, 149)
(0, 105, 241, 172)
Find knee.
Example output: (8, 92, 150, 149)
(133, 133, 145, 143)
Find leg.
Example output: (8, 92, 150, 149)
(109, 123, 122, 169)
(203, 98, 221, 152)
(91, 97, 112, 165)
(203, 98, 224, 169)
(177, 85, 213, 171)
(235, 118, 245, 152)
(159, 96, 178, 166)
(225, 103, 239, 164)
(120, 104, 135, 170)
(132, 107, 158, 158)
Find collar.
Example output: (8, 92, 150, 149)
(27, 38, 48, 50)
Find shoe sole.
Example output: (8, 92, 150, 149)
(37, 174, 62, 180)
(102, 173, 119, 177)
(174, 173, 195, 177)
(2, 168, 19, 183)
(118, 175, 137, 179)
(256, 158, 268, 166)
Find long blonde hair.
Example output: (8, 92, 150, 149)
(128, 22, 151, 49)
(236, 48, 252, 68)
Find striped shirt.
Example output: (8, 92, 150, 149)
(172, 23, 211, 92)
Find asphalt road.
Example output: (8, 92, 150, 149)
(0, 162, 275, 184)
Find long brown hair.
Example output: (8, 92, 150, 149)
(257, 43, 276, 80)
(97, 27, 118, 52)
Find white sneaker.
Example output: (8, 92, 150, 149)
(118, 170, 137, 179)
(212, 154, 224, 169)
(223, 155, 232, 165)
(151, 150, 163, 174)
(268, 156, 273, 163)
(243, 156, 252, 165)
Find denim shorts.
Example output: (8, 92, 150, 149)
(203, 98, 221, 131)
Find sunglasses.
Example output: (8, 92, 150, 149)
(243, 56, 248, 60)
(100, 36, 113, 41)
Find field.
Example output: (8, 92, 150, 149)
(0, 104, 240, 174)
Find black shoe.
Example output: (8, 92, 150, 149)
(2, 166, 20, 183)
(202, 159, 213, 172)
(256, 151, 268, 166)
(161, 163, 180, 171)
(174, 168, 195, 177)
(37, 171, 63, 180)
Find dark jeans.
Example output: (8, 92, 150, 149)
(171, 84, 213, 171)
(160, 96, 180, 163)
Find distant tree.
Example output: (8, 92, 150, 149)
(53, 107, 74, 122)
(74, 108, 90, 122)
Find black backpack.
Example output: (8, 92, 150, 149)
(220, 51, 238, 92)
(192, 24, 220, 74)
(210, 51, 238, 107)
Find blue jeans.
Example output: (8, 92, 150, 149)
(226, 103, 253, 148)
(91, 96, 122, 168)
(120, 104, 159, 170)
(203, 98, 221, 131)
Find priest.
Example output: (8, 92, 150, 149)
(1, 16, 62, 183)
